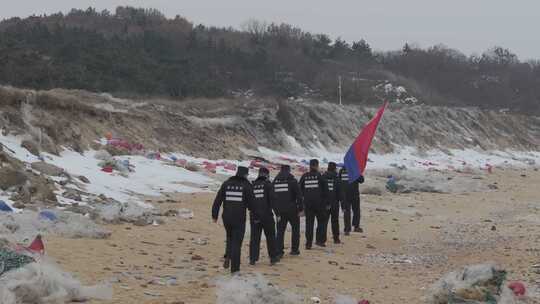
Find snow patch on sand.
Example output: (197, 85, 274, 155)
(1, 133, 216, 206)
(257, 144, 540, 172)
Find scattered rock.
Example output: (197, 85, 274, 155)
(487, 184, 498, 190)
(185, 162, 200, 172)
(21, 139, 40, 156)
(163, 209, 179, 217)
(64, 205, 94, 217)
(192, 238, 208, 245)
(328, 261, 339, 266)
(31, 162, 64, 176)
(361, 187, 383, 196)
(78, 175, 90, 183)
(191, 254, 204, 261)
(491, 225, 497, 231)
(63, 189, 82, 202)
(12, 201, 26, 209)
(0, 168, 27, 190)
(143, 291, 162, 297)
(178, 208, 194, 219)
(375, 208, 389, 212)
(366, 244, 376, 249)
(133, 218, 152, 226)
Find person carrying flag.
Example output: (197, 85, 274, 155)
(342, 101, 388, 235)
(299, 159, 329, 249)
(212, 166, 254, 273)
(339, 167, 364, 234)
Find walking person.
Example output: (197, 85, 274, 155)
(249, 167, 280, 266)
(323, 162, 342, 244)
(273, 165, 303, 257)
(339, 166, 365, 235)
(212, 166, 254, 273)
(299, 159, 329, 249)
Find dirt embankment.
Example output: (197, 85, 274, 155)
(1, 86, 539, 159)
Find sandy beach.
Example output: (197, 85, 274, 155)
(44, 168, 540, 303)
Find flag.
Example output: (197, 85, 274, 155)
(344, 102, 388, 183)
(27, 235, 45, 254)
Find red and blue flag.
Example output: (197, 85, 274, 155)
(344, 102, 388, 183)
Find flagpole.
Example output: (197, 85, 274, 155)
(338, 76, 342, 106)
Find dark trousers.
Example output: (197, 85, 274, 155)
(276, 212, 300, 254)
(224, 221, 246, 273)
(305, 207, 329, 246)
(330, 201, 340, 239)
(343, 197, 361, 232)
(352, 198, 360, 228)
(249, 217, 277, 262)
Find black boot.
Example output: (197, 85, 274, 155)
(270, 256, 280, 265)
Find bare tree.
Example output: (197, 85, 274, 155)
(241, 19, 268, 42)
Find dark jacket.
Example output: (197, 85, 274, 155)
(272, 171, 302, 215)
(299, 170, 329, 210)
(250, 176, 275, 222)
(338, 167, 364, 200)
(322, 170, 342, 204)
(212, 175, 254, 224)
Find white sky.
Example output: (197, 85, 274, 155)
(1, 0, 539, 60)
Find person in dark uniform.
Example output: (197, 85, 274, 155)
(249, 167, 280, 266)
(299, 159, 329, 249)
(212, 166, 254, 273)
(322, 162, 342, 244)
(273, 165, 303, 257)
(338, 166, 365, 235)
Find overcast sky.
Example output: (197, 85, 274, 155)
(1, 0, 539, 60)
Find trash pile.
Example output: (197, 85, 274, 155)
(98, 201, 158, 226)
(427, 263, 537, 304)
(104, 134, 144, 156)
(362, 253, 448, 266)
(0, 245, 35, 276)
(334, 295, 370, 304)
(0, 237, 112, 304)
(0, 210, 111, 242)
(95, 149, 133, 175)
(216, 273, 370, 304)
(216, 273, 301, 304)
(101, 134, 242, 176)
(378, 170, 486, 194)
